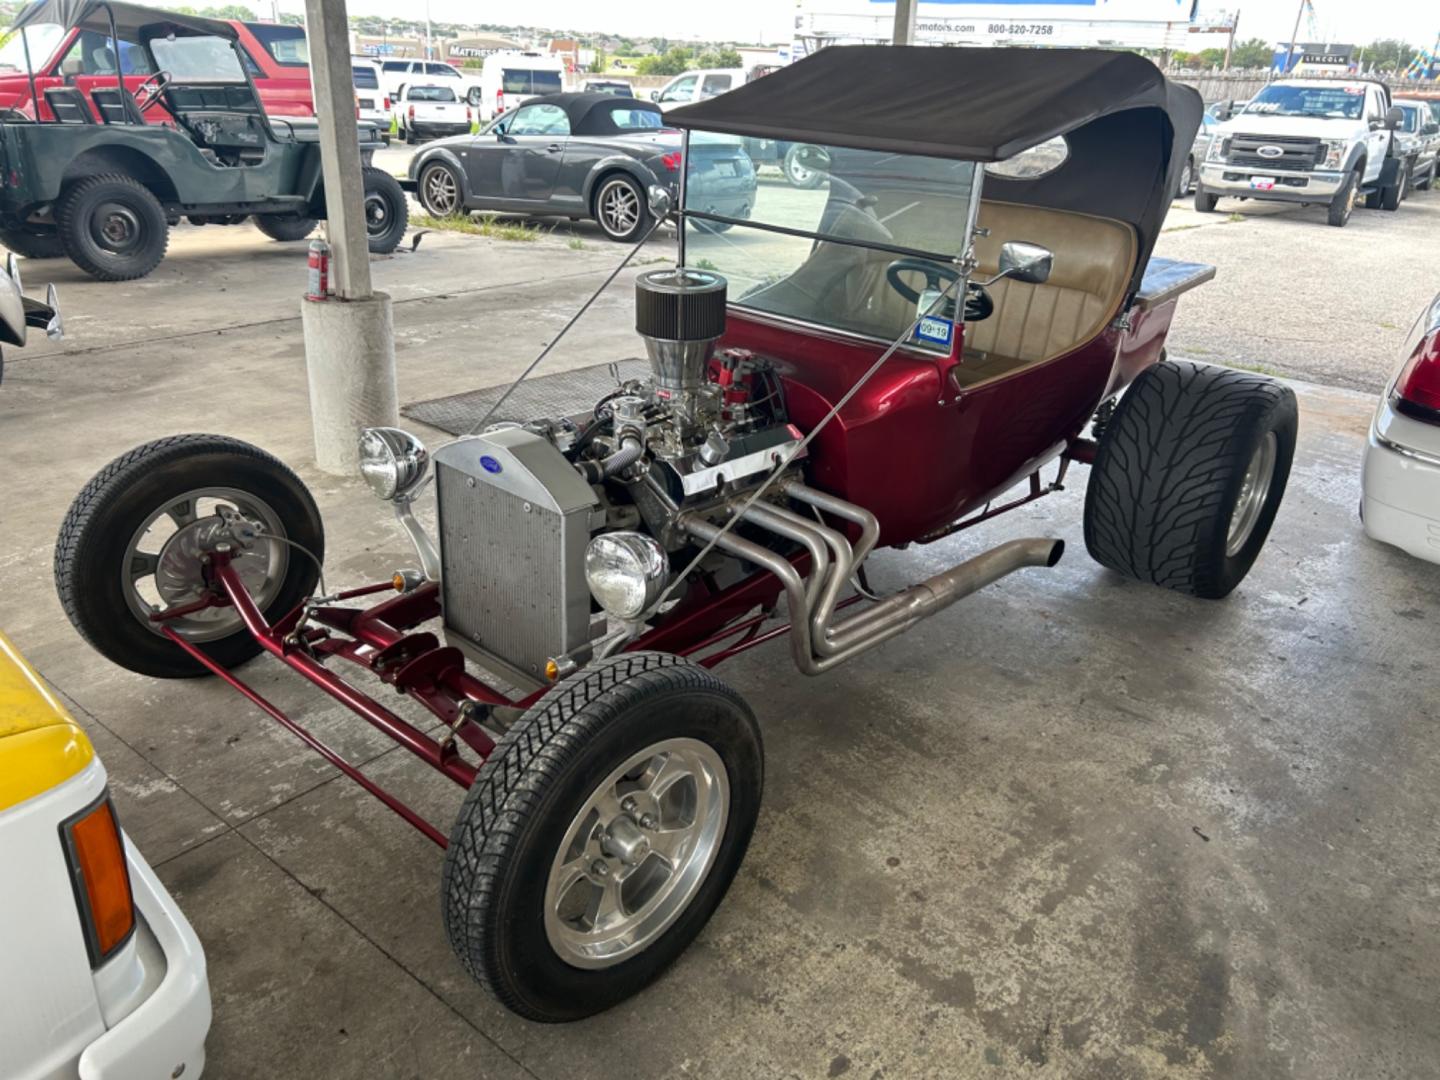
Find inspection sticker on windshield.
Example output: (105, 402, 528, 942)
(916, 316, 954, 347)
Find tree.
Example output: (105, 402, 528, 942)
(694, 46, 742, 69)
(1228, 38, 1274, 69)
(636, 46, 693, 77)
(1359, 39, 1416, 72)
(588, 48, 607, 74)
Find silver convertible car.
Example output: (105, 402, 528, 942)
(405, 92, 757, 242)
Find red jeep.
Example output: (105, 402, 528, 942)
(0, 16, 312, 120)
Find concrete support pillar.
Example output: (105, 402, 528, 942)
(301, 292, 398, 474)
(892, 0, 918, 45)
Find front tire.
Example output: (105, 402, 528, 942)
(417, 160, 464, 217)
(441, 652, 763, 1022)
(1194, 187, 1219, 212)
(1327, 167, 1360, 227)
(593, 174, 650, 243)
(252, 214, 317, 242)
(782, 144, 824, 190)
(1382, 160, 1410, 210)
(361, 166, 408, 253)
(0, 227, 66, 259)
(57, 174, 169, 281)
(1083, 360, 1297, 599)
(55, 435, 324, 678)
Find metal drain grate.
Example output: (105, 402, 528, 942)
(401, 359, 651, 436)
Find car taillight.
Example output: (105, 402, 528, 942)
(495, 90, 504, 113)
(408, 104, 415, 120)
(60, 793, 135, 968)
(1393, 336, 1440, 423)
(383, 96, 390, 111)
(466, 106, 473, 122)
(661, 151, 682, 172)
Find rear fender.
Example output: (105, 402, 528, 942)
(60, 144, 180, 203)
(581, 157, 656, 212)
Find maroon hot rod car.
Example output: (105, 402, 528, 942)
(55, 47, 1296, 1022)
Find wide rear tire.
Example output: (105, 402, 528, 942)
(57, 174, 169, 281)
(442, 652, 762, 1022)
(1083, 360, 1297, 599)
(361, 166, 408, 253)
(55, 435, 324, 678)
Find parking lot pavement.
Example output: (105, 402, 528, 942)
(1156, 184, 1440, 392)
(2, 217, 1439, 1078)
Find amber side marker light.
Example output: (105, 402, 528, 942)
(59, 792, 136, 967)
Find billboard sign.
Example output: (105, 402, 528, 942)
(796, 0, 1199, 51)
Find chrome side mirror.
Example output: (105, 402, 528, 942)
(998, 241, 1053, 285)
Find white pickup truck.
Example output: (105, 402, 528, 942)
(1196, 78, 1406, 227)
(393, 83, 474, 145)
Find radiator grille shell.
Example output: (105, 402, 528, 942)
(434, 429, 598, 682)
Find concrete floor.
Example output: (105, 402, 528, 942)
(1, 218, 1438, 1079)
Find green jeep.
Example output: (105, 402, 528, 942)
(0, 0, 407, 281)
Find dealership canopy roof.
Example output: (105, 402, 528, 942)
(11, 0, 237, 40)
(669, 45, 1202, 295)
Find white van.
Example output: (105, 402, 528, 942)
(478, 50, 566, 120)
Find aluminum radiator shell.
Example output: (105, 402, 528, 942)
(433, 429, 599, 683)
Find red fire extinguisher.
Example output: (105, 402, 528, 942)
(306, 238, 330, 301)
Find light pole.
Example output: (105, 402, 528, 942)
(1223, 8, 1240, 71)
(1285, 0, 1304, 75)
(892, 0, 917, 46)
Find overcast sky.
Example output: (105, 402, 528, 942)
(329, 0, 1438, 49)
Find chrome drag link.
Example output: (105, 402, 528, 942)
(680, 483, 1063, 676)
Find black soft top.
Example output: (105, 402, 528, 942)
(12, 0, 236, 40)
(669, 46, 1202, 294)
(523, 92, 664, 136)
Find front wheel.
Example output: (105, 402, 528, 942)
(417, 160, 464, 217)
(1174, 157, 1194, 199)
(1083, 360, 1297, 599)
(1381, 161, 1410, 210)
(1194, 187, 1219, 213)
(1327, 167, 1360, 227)
(54, 434, 324, 678)
(361, 166, 408, 253)
(57, 173, 169, 281)
(441, 652, 763, 1022)
(252, 214, 316, 242)
(782, 144, 824, 190)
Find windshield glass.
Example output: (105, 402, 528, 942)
(683, 134, 978, 351)
(150, 36, 244, 81)
(501, 69, 562, 95)
(409, 85, 456, 102)
(1397, 104, 1421, 133)
(0, 22, 64, 73)
(1242, 84, 1366, 119)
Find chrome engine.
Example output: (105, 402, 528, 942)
(433, 267, 806, 685)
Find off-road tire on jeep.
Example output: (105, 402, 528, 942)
(0, 227, 66, 259)
(441, 652, 763, 1023)
(252, 214, 317, 242)
(361, 166, 408, 253)
(1381, 160, 1409, 211)
(783, 143, 825, 190)
(1083, 360, 1297, 599)
(1194, 187, 1219, 212)
(57, 174, 169, 281)
(1327, 166, 1361, 227)
(55, 435, 324, 678)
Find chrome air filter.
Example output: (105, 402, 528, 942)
(634, 267, 727, 395)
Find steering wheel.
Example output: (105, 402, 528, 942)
(885, 258, 995, 323)
(132, 71, 172, 113)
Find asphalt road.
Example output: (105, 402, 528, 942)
(380, 138, 1439, 395)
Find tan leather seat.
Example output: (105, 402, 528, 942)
(957, 201, 1135, 385)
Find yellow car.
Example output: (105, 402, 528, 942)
(0, 633, 210, 1079)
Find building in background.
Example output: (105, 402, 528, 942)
(353, 34, 424, 57)
(447, 33, 524, 63)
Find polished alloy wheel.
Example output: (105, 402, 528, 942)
(544, 737, 729, 969)
(122, 487, 289, 641)
(422, 165, 460, 216)
(598, 179, 639, 237)
(1226, 431, 1277, 556)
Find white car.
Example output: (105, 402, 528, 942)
(352, 58, 389, 130)
(394, 82, 473, 145)
(0, 631, 210, 1080)
(650, 68, 745, 107)
(1362, 293, 1440, 564)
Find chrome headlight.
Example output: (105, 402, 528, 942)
(1206, 136, 1228, 163)
(1322, 140, 1348, 169)
(585, 532, 668, 620)
(358, 427, 429, 501)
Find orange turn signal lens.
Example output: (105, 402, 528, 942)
(61, 794, 135, 966)
(392, 572, 406, 591)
